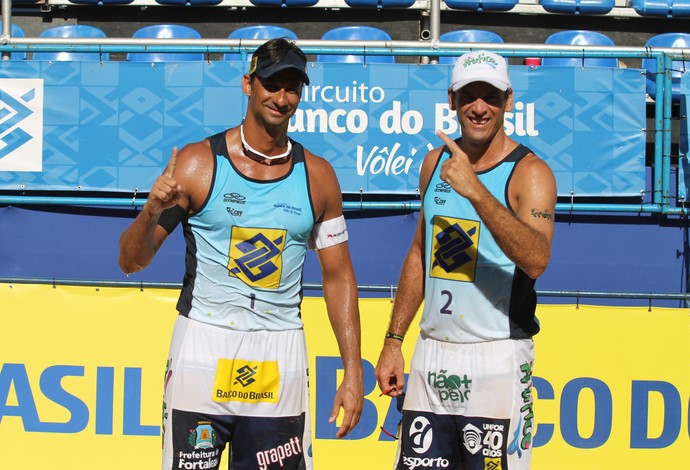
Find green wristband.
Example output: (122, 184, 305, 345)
(385, 332, 404, 342)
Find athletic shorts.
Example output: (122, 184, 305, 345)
(162, 315, 312, 470)
(394, 334, 535, 470)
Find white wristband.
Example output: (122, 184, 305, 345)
(309, 215, 348, 251)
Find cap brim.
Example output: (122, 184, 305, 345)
(451, 77, 509, 92)
(254, 63, 310, 86)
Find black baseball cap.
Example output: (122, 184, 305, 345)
(249, 46, 310, 86)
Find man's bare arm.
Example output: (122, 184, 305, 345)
(118, 148, 185, 274)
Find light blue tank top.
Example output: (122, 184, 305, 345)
(177, 131, 315, 331)
(420, 141, 539, 343)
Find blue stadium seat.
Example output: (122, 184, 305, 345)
(7, 24, 27, 60)
(248, 0, 318, 6)
(443, 0, 518, 12)
(32, 25, 109, 62)
(541, 30, 618, 67)
(67, 0, 133, 5)
(317, 26, 394, 63)
(631, 0, 690, 17)
(439, 29, 504, 65)
(225, 25, 298, 61)
(539, 0, 614, 14)
(344, 0, 415, 9)
(127, 25, 204, 62)
(643, 33, 690, 102)
(154, 0, 221, 6)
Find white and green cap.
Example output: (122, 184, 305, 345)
(451, 51, 511, 92)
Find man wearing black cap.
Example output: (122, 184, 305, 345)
(119, 38, 363, 470)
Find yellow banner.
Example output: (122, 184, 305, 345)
(0, 284, 687, 469)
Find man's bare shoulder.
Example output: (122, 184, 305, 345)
(516, 151, 555, 179)
(303, 148, 338, 179)
(176, 139, 212, 165)
(172, 140, 213, 179)
(418, 145, 445, 193)
(302, 148, 344, 220)
(512, 150, 557, 204)
(424, 145, 445, 164)
(173, 139, 214, 210)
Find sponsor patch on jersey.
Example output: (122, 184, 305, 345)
(430, 216, 480, 282)
(213, 359, 280, 403)
(228, 226, 286, 289)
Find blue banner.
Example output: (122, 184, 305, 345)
(0, 61, 646, 196)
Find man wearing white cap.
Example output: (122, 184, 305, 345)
(375, 51, 556, 469)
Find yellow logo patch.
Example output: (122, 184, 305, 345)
(213, 359, 280, 403)
(430, 215, 480, 282)
(228, 226, 286, 289)
(484, 457, 502, 470)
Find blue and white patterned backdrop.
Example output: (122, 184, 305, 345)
(0, 61, 646, 196)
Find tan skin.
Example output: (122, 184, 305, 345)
(375, 81, 557, 397)
(119, 69, 363, 438)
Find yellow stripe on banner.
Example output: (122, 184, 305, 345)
(0, 284, 688, 469)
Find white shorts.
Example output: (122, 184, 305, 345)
(395, 334, 535, 470)
(162, 315, 313, 470)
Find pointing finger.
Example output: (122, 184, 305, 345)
(164, 147, 179, 177)
(436, 130, 461, 154)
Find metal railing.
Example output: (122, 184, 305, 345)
(1, 276, 687, 307)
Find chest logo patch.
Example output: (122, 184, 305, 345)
(228, 227, 286, 289)
(430, 216, 480, 282)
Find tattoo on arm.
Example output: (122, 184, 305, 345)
(530, 208, 553, 221)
